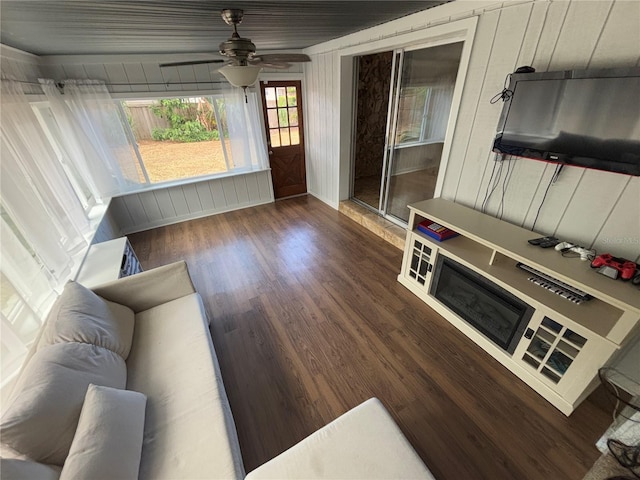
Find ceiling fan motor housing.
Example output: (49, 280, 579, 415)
(218, 9, 256, 63)
(219, 36, 256, 61)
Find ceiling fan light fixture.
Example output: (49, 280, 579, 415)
(218, 65, 262, 88)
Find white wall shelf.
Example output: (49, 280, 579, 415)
(398, 198, 640, 416)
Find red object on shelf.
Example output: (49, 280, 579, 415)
(417, 220, 459, 241)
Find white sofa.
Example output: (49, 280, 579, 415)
(0, 261, 434, 480)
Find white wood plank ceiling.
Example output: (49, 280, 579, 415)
(0, 1, 447, 56)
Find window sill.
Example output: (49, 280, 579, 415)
(112, 167, 272, 198)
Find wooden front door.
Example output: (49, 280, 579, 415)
(259, 81, 307, 199)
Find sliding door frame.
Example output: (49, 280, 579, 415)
(340, 17, 479, 222)
(379, 49, 403, 215)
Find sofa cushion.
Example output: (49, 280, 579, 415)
(245, 398, 435, 480)
(0, 458, 61, 480)
(0, 343, 126, 466)
(60, 384, 146, 480)
(126, 293, 244, 480)
(38, 281, 135, 359)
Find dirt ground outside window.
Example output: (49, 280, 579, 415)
(136, 139, 229, 183)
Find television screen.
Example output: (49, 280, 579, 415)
(493, 69, 640, 176)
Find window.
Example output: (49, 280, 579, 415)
(396, 86, 429, 144)
(263, 86, 300, 147)
(119, 93, 267, 184)
(396, 83, 455, 146)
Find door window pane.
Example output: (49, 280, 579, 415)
(288, 108, 298, 126)
(286, 87, 297, 106)
(265, 88, 277, 108)
(290, 127, 300, 145)
(280, 129, 291, 146)
(276, 87, 287, 107)
(267, 109, 279, 129)
(269, 129, 281, 147)
(278, 108, 289, 127)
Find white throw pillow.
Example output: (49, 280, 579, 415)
(38, 281, 135, 359)
(0, 343, 126, 466)
(60, 385, 146, 480)
(0, 458, 61, 480)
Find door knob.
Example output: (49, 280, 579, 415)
(268, 150, 273, 155)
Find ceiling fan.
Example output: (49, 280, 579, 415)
(160, 9, 310, 88)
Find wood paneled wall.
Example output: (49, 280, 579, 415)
(109, 170, 274, 234)
(302, 0, 640, 261)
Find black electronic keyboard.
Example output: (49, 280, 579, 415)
(516, 263, 592, 304)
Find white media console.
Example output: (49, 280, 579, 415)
(398, 198, 640, 415)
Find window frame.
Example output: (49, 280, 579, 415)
(115, 92, 270, 191)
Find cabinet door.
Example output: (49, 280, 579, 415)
(402, 233, 437, 291)
(517, 314, 617, 402)
(520, 316, 587, 385)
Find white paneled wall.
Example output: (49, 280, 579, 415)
(40, 54, 303, 95)
(109, 171, 274, 234)
(0, 44, 43, 91)
(302, 0, 640, 261)
(303, 52, 340, 208)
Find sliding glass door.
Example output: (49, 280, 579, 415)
(353, 42, 463, 224)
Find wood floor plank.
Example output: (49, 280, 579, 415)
(128, 195, 611, 480)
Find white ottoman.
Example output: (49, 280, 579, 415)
(246, 398, 435, 480)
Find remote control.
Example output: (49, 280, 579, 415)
(539, 238, 560, 248)
(528, 236, 558, 246)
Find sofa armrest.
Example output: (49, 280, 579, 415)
(245, 398, 435, 480)
(91, 261, 196, 313)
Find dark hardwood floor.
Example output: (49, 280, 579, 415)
(129, 195, 611, 480)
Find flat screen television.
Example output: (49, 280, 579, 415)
(493, 67, 640, 176)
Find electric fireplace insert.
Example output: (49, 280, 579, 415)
(430, 256, 534, 355)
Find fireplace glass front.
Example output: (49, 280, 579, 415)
(430, 256, 534, 354)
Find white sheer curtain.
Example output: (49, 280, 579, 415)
(0, 79, 88, 277)
(40, 79, 142, 197)
(1, 78, 93, 388)
(424, 74, 456, 142)
(222, 88, 269, 170)
(1, 214, 56, 389)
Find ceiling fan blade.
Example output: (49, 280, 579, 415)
(249, 60, 292, 69)
(159, 59, 225, 68)
(252, 54, 311, 64)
